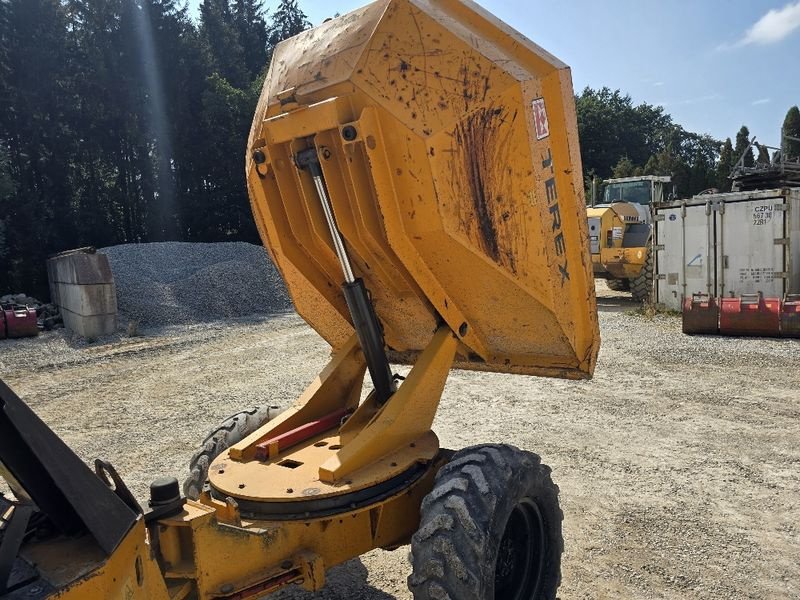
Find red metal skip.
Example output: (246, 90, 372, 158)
(719, 293, 781, 337)
(682, 293, 719, 335)
(3, 305, 39, 338)
(780, 294, 800, 338)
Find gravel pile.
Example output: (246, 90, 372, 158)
(100, 242, 292, 328)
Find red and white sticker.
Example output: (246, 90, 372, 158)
(532, 97, 550, 140)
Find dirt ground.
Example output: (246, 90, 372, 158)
(1, 282, 798, 599)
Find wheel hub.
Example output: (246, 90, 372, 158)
(494, 498, 546, 599)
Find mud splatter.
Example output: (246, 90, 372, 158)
(454, 107, 517, 271)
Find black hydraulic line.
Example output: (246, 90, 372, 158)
(295, 147, 395, 405)
(342, 278, 395, 405)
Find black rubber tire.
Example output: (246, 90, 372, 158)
(408, 444, 563, 600)
(606, 278, 630, 292)
(630, 247, 654, 304)
(182, 406, 274, 499)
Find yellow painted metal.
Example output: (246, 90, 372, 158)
(33, 520, 170, 600)
(153, 462, 441, 600)
(209, 327, 453, 503)
(599, 247, 647, 279)
(247, 0, 599, 379)
(198, 327, 456, 597)
(227, 334, 365, 463)
(321, 326, 457, 481)
(586, 205, 648, 279)
(211, 430, 439, 502)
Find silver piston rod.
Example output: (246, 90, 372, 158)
(295, 146, 395, 405)
(311, 170, 356, 283)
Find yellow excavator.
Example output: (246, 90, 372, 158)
(0, 1, 599, 599)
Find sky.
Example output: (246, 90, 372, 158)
(188, 0, 800, 147)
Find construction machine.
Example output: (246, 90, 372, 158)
(587, 175, 672, 302)
(0, 1, 599, 599)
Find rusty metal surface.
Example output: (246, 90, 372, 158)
(719, 295, 781, 337)
(682, 294, 719, 335)
(246, 0, 599, 379)
(2, 307, 38, 339)
(781, 294, 800, 338)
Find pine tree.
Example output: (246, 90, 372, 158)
(2, 0, 78, 296)
(716, 138, 733, 192)
(611, 156, 635, 178)
(783, 106, 800, 160)
(734, 125, 754, 168)
(233, 0, 269, 80)
(267, 0, 310, 49)
(200, 0, 248, 88)
(198, 73, 260, 242)
(0, 145, 14, 263)
(643, 155, 660, 175)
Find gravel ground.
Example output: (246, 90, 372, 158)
(100, 242, 292, 327)
(0, 281, 798, 599)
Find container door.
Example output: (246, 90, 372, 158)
(717, 197, 785, 298)
(657, 202, 714, 311)
(682, 202, 714, 301)
(655, 206, 683, 310)
(788, 191, 800, 294)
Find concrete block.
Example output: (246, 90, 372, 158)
(48, 251, 113, 285)
(55, 283, 117, 317)
(60, 307, 117, 338)
(47, 248, 118, 337)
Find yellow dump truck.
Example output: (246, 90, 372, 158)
(587, 175, 672, 302)
(0, 2, 599, 599)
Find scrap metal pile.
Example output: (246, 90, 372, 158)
(731, 134, 800, 192)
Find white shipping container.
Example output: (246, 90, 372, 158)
(654, 188, 800, 311)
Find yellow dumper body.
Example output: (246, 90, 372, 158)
(247, 0, 599, 378)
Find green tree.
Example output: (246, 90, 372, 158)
(0, 145, 14, 262)
(734, 125, 754, 169)
(783, 105, 800, 159)
(197, 73, 260, 241)
(716, 138, 733, 192)
(574, 86, 718, 197)
(611, 156, 635, 178)
(233, 0, 269, 80)
(1, 0, 77, 296)
(688, 148, 715, 193)
(0, 0, 313, 296)
(267, 0, 310, 49)
(200, 0, 248, 88)
(576, 87, 672, 179)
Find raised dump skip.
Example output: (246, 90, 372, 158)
(246, 0, 599, 379)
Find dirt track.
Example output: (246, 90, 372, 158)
(1, 283, 798, 599)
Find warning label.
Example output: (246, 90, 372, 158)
(532, 97, 550, 140)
